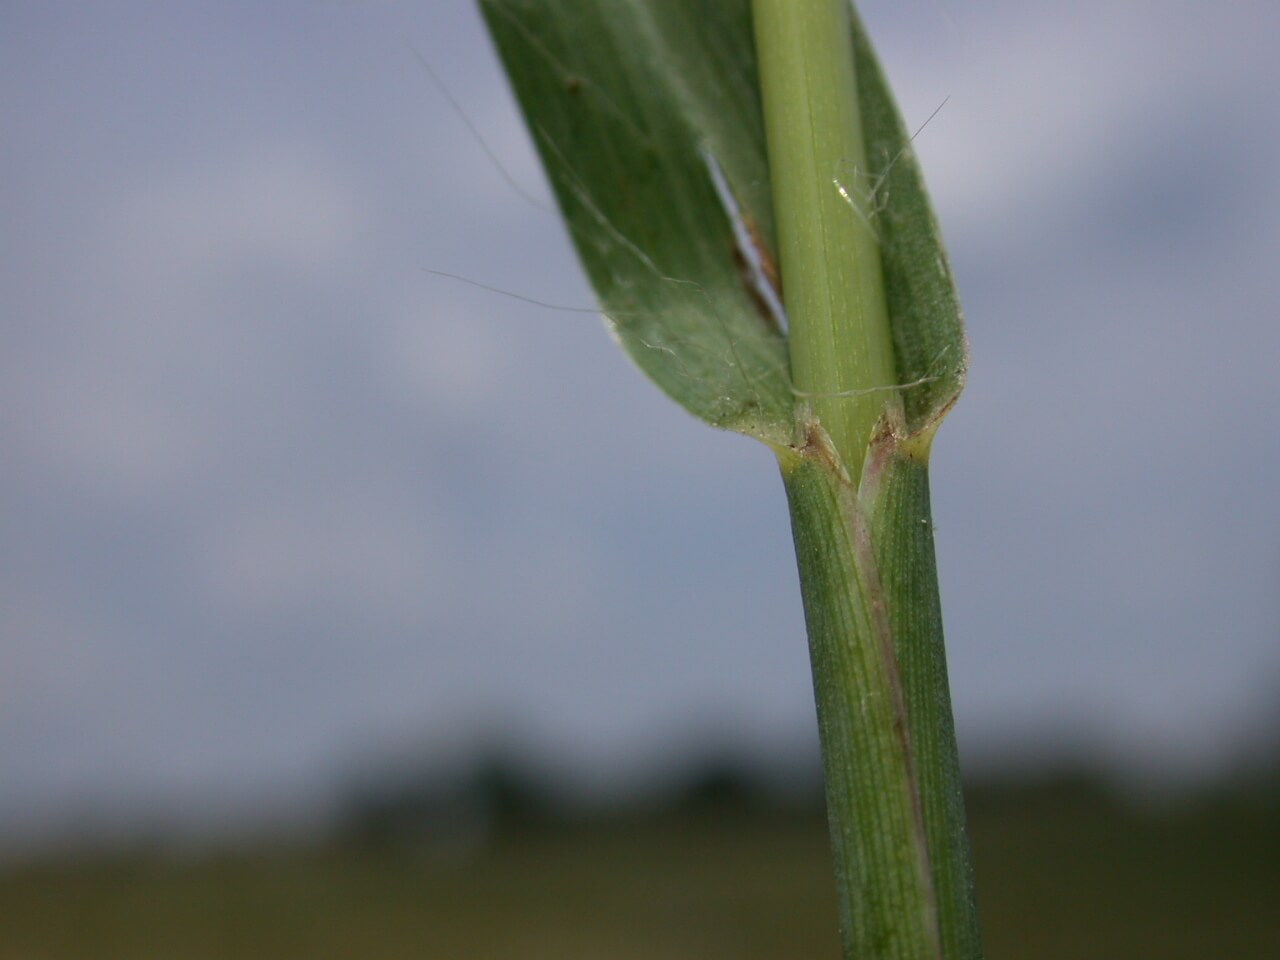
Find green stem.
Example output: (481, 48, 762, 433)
(862, 448, 983, 960)
(751, 0, 899, 484)
(754, 2, 983, 958)
(781, 446, 943, 960)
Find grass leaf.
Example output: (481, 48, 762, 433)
(480, 0, 793, 444)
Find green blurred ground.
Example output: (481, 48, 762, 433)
(1, 778, 1276, 959)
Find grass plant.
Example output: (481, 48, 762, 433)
(479, 1, 980, 955)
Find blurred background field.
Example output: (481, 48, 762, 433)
(2, 763, 1277, 959)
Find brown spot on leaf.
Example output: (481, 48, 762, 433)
(743, 216, 781, 301)
(731, 244, 778, 332)
(796, 419, 850, 483)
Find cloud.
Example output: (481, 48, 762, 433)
(3, 0, 1280, 843)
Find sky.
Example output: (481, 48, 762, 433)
(3, 0, 1279, 847)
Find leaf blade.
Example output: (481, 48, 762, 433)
(850, 8, 968, 433)
(479, 0, 794, 443)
